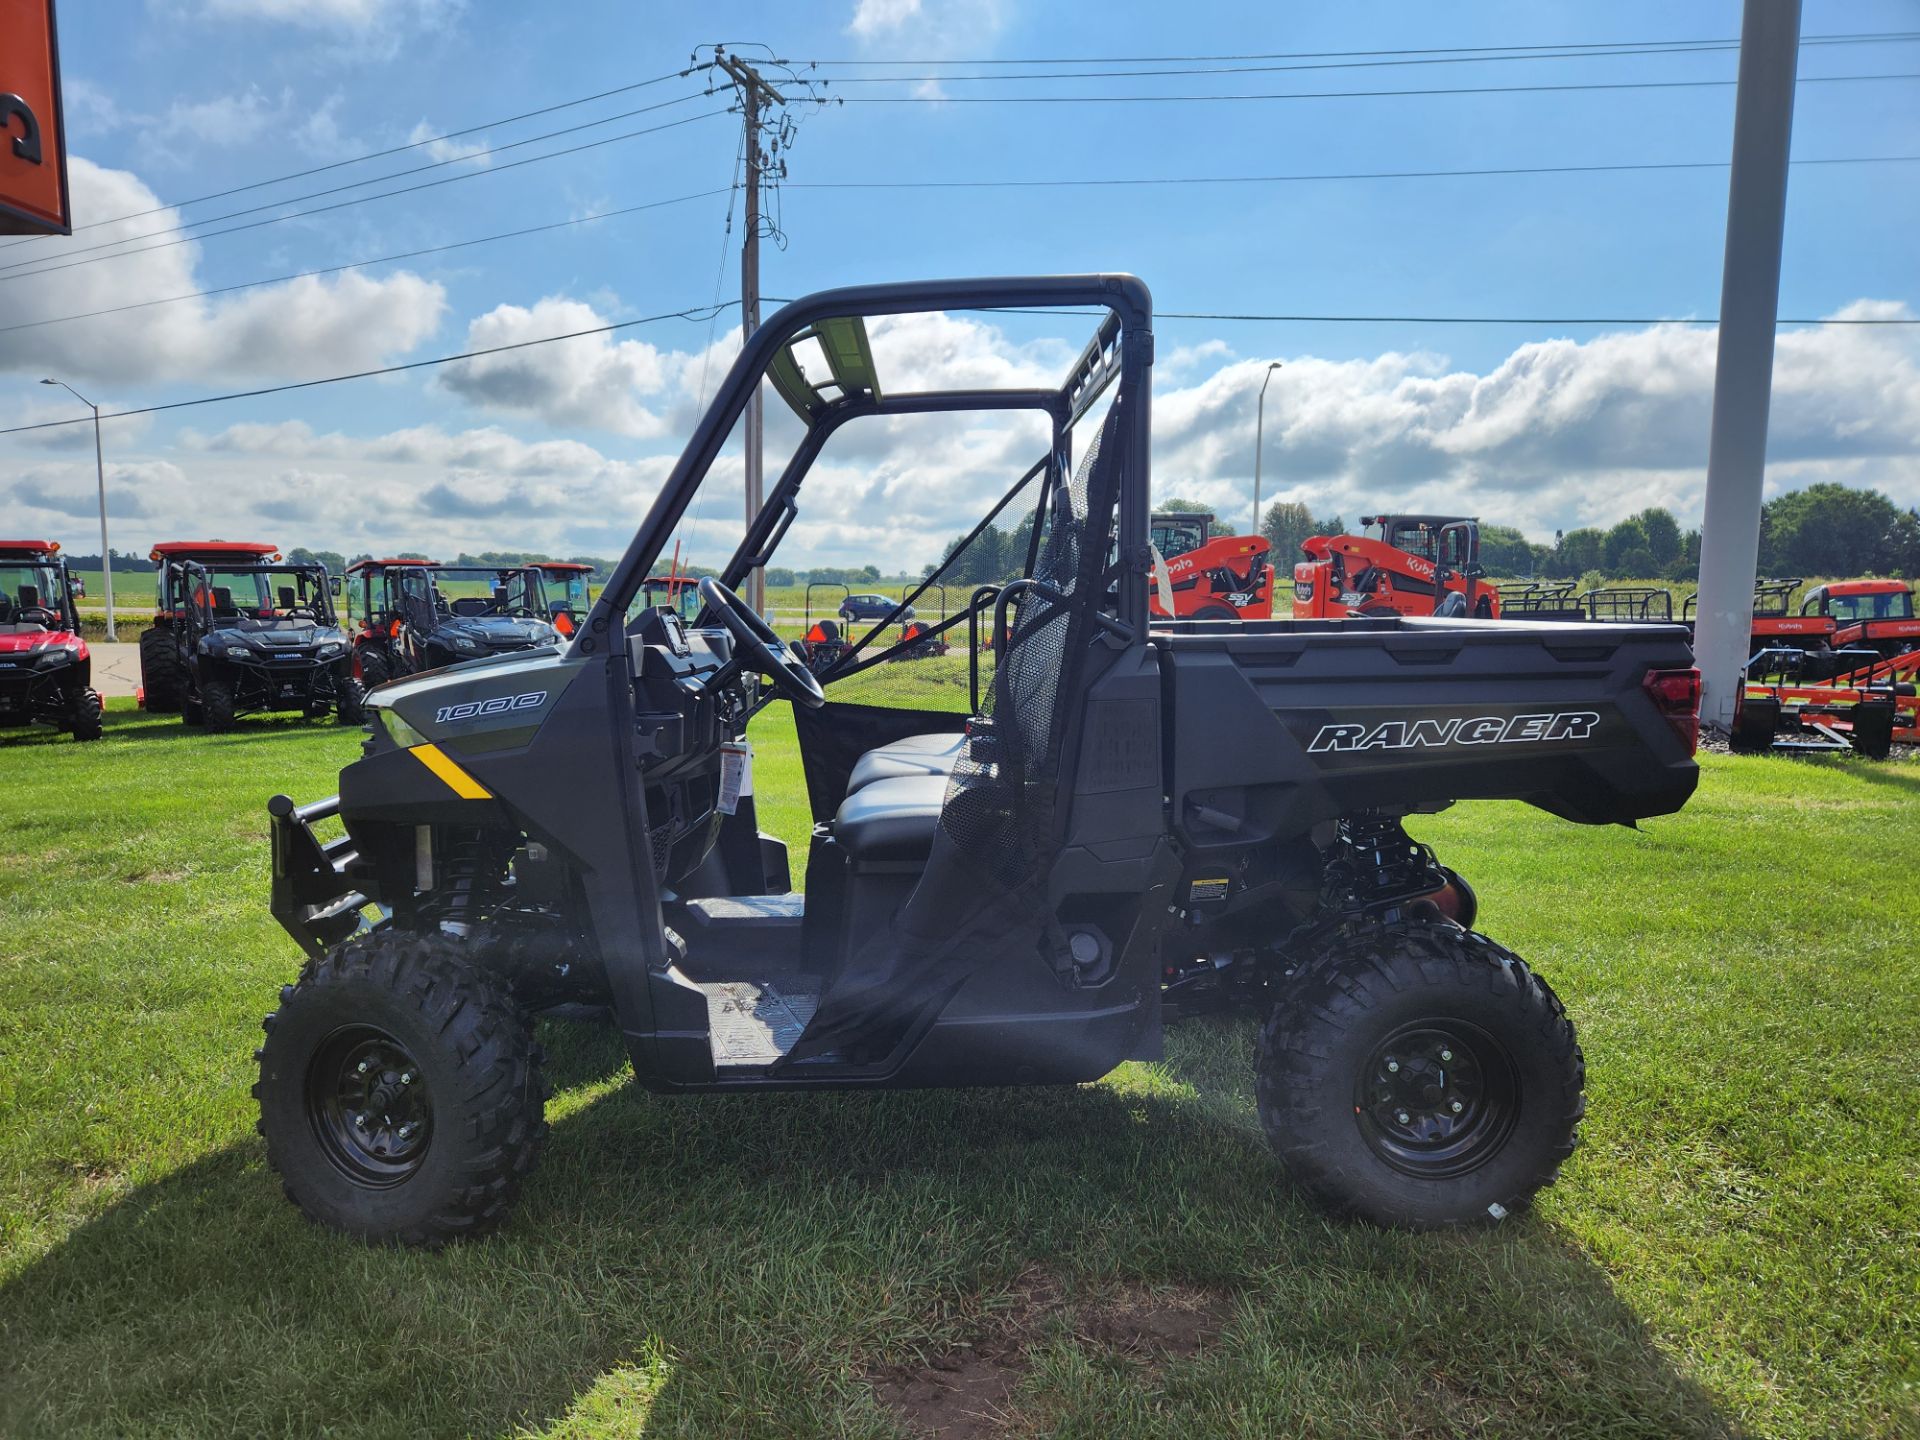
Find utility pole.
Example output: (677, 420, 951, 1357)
(715, 52, 786, 615)
(1693, 0, 1801, 730)
(1252, 361, 1282, 538)
(41, 376, 115, 640)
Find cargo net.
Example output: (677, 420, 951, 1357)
(937, 405, 1121, 889)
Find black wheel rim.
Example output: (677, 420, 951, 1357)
(306, 1026, 433, 1188)
(1353, 1020, 1518, 1179)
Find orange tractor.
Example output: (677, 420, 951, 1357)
(1147, 511, 1273, 620)
(1292, 514, 1497, 620)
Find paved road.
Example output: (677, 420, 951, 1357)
(88, 642, 142, 699)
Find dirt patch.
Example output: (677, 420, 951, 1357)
(872, 1272, 1228, 1437)
(1074, 1282, 1231, 1368)
(122, 868, 189, 884)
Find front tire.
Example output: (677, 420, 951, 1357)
(254, 932, 549, 1248)
(201, 677, 235, 732)
(139, 627, 185, 712)
(357, 648, 389, 690)
(335, 675, 366, 725)
(1256, 923, 1583, 1229)
(69, 687, 103, 741)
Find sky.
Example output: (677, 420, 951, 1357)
(1, 0, 1916, 573)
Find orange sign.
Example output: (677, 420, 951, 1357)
(0, 0, 70, 235)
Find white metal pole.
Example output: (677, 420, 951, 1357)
(91, 402, 115, 641)
(1693, 0, 1801, 730)
(1253, 361, 1281, 538)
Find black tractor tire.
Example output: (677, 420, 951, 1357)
(70, 687, 104, 741)
(138, 627, 185, 713)
(1191, 604, 1238, 621)
(1257, 922, 1583, 1230)
(358, 648, 390, 690)
(335, 675, 367, 725)
(200, 677, 236, 732)
(253, 931, 549, 1248)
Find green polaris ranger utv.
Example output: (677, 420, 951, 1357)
(257, 276, 1701, 1246)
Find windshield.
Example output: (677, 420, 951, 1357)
(185, 568, 334, 626)
(410, 567, 546, 619)
(1827, 589, 1914, 622)
(546, 571, 591, 610)
(1150, 518, 1208, 559)
(0, 562, 67, 624)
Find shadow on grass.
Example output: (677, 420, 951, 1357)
(0, 1022, 1736, 1439)
(1795, 753, 1920, 794)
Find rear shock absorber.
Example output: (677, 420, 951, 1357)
(1326, 812, 1450, 919)
(432, 827, 512, 933)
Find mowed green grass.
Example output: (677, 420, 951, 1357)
(1, 699, 1916, 1438)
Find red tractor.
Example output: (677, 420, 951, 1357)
(1148, 511, 1273, 620)
(1799, 579, 1919, 660)
(1293, 514, 1497, 620)
(0, 539, 102, 742)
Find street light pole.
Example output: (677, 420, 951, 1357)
(1252, 361, 1283, 538)
(41, 377, 115, 641)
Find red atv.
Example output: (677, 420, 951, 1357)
(0, 539, 103, 742)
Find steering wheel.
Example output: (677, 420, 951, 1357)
(17, 604, 59, 627)
(697, 576, 826, 710)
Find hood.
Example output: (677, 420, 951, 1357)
(0, 625, 86, 655)
(204, 618, 347, 651)
(430, 615, 559, 648)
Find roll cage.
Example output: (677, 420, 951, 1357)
(572, 276, 1154, 663)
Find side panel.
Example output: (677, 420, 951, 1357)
(1159, 618, 1699, 844)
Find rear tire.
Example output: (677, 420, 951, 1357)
(335, 675, 366, 725)
(139, 627, 185, 712)
(1192, 604, 1237, 621)
(357, 649, 389, 690)
(69, 686, 103, 741)
(253, 932, 549, 1248)
(1256, 923, 1583, 1230)
(200, 677, 235, 732)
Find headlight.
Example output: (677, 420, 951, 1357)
(316, 641, 343, 658)
(453, 636, 482, 652)
(34, 646, 75, 668)
(374, 707, 427, 748)
(224, 645, 250, 659)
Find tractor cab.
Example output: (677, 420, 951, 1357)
(0, 539, 101, 741)
(531, 562, 595, 635)
(1800, 579, 1920, 658)
(639, 575, 700, 621)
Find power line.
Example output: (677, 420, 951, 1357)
(0, 91, 720, 279)
(0, 188, 734, 337)
(785, 152, 1919, 193)
(8, 301, 1911, 440)
(783, 30, 1920, 65)
(8, 151, 1909, 340)
(801, 34, 1920, 85)
(0, 64, 717, 251)
(0, 301, 741, 437)
(827, 71, 1920, 105)
(0, 109, 732, 287)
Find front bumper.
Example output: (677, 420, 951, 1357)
(267, 792, 375, 957)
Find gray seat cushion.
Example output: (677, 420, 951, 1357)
(845, 731, 967, 794)
(833, 774, 947, 862)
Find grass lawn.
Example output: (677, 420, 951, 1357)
(1, 699, 1915, 1438)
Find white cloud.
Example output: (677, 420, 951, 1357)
(198, 0, 457, 32)
(845, 0, 1007, 96)
(0, 158, 447, 387)
(438, 297, 672, 438)
(5, 304, 1915, 572)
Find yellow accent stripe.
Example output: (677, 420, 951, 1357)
(411, 742, 492, 800)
